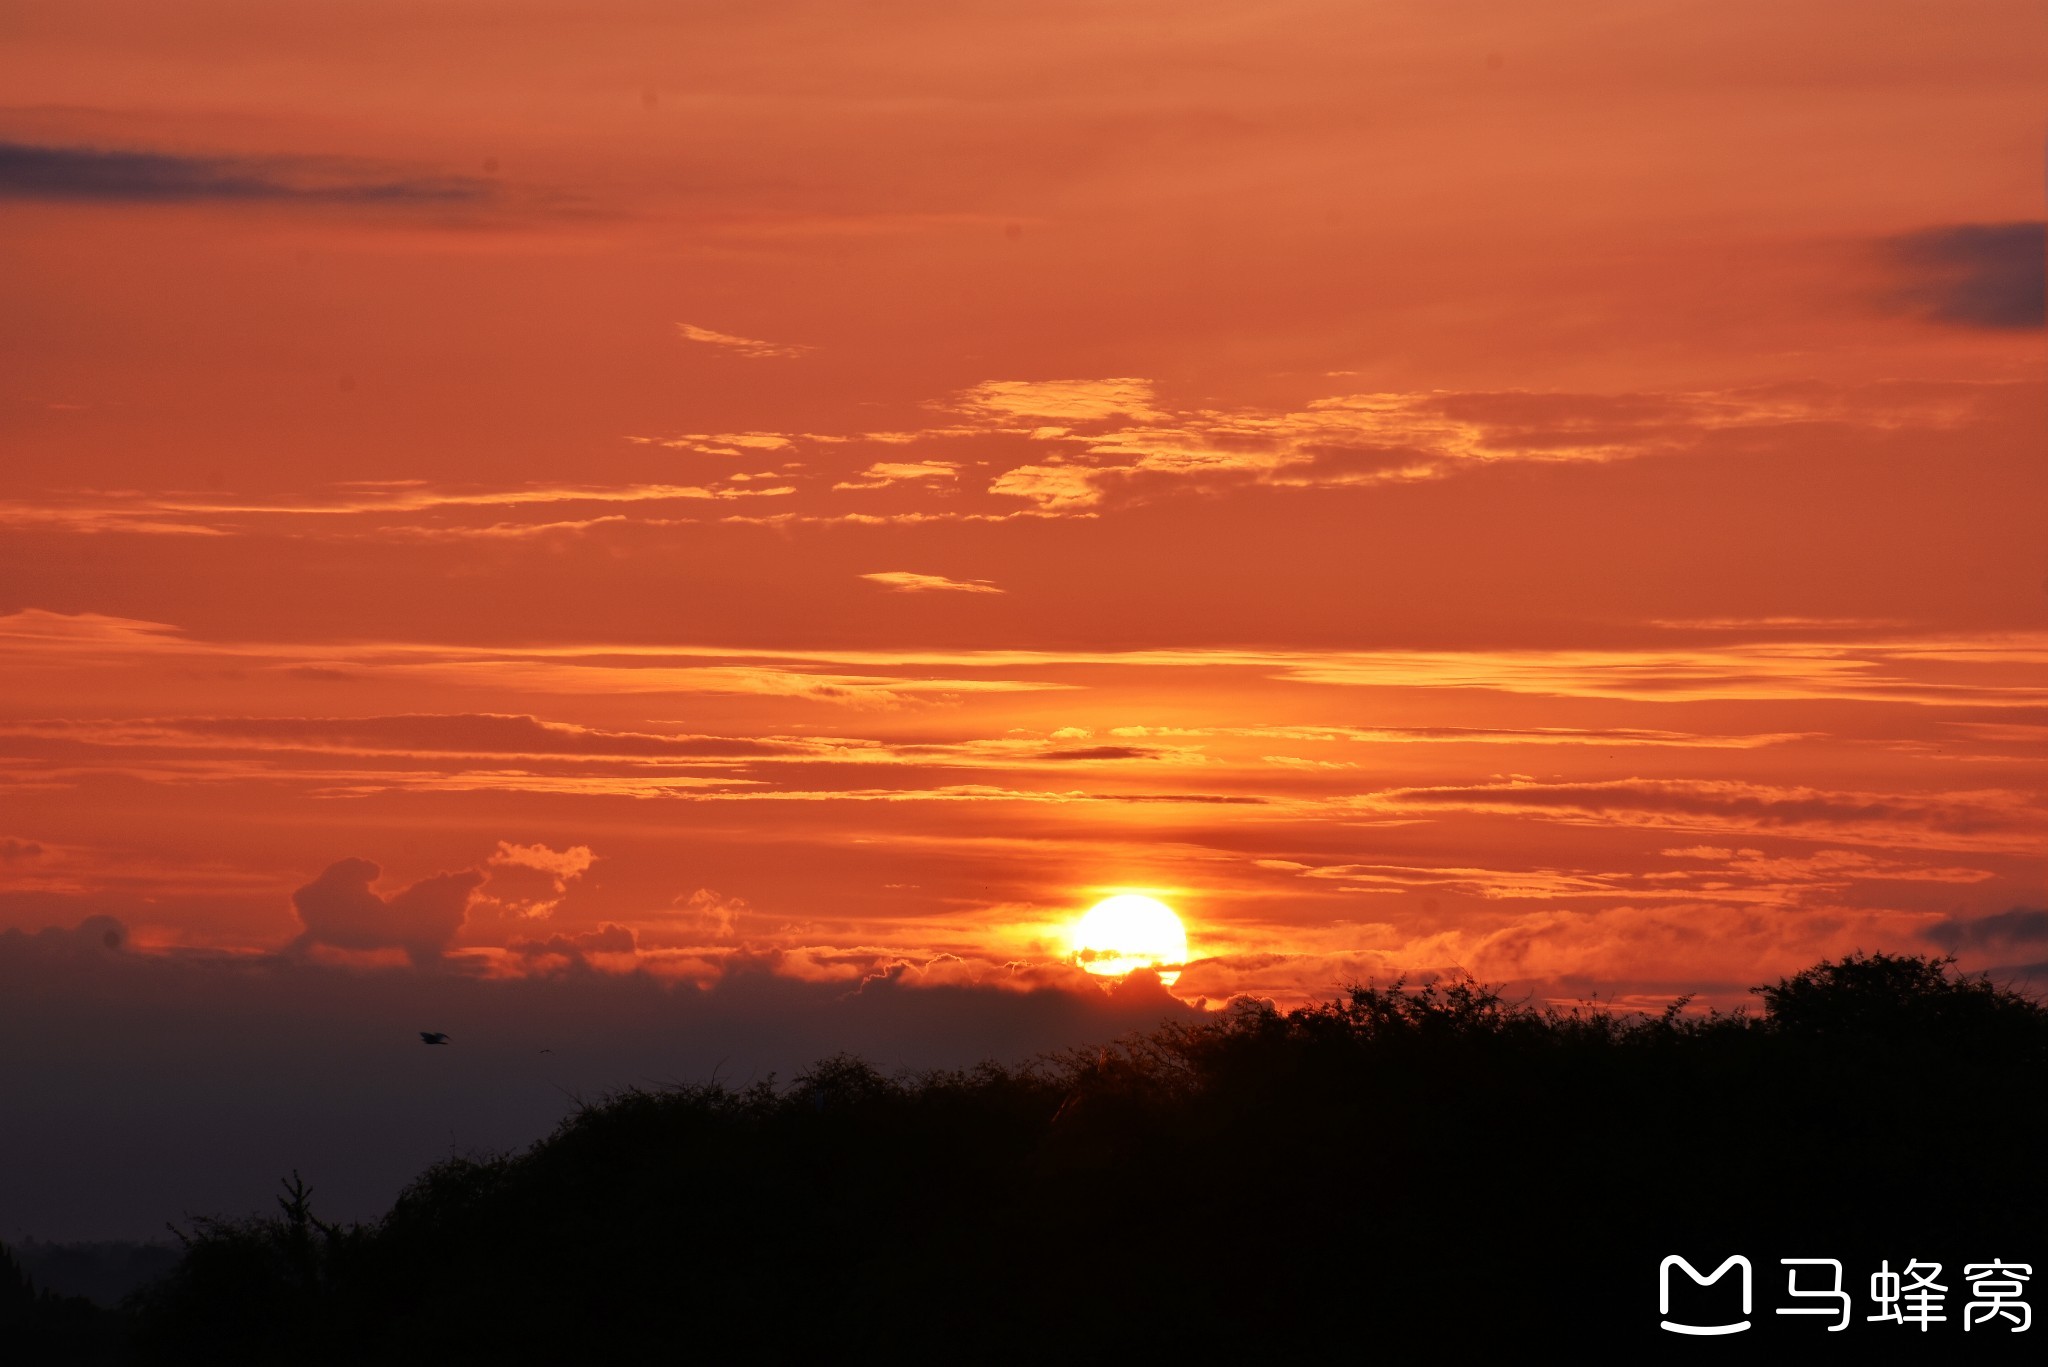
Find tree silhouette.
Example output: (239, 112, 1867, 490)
(18, 952, 2036, 1362)
(1754, 950, 2045, 1054)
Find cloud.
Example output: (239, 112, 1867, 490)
(288, 858, 483, 965)
(0, 614, 1079, 710)
(639, 432, 798, 456)
(0, 141, 491, 206)
(674, 888, 749, 941)
(10, 377, 2008, 536)
(674, 322, 812, 359)
(0, 609, 191, 654)
(50, 714, 804, 761)
(987, 463, 1105, 511)
(951, 378, 1165, 424)
(1885, 222, 2046, 329)
(1922, 906, 2048, 954)
(1353, 778, 2040, 854)
(488, 841, 596, 882)
(0, 915, 128, 959)
(1260, 845, 1997, 908)
(8, 611, 2048, 722)
(983, 380, 2000, 512)
(833, 461, 960, 491)
(860, 571, 1004, 594)
(509, 923, 638, 966)
(1170, 901, 1950, 1007)
(1269, 638, 2048, 708)
(1454, 902, 1941, 988)
(1172, 949, 1422, 1004)
(0, 480, 807, 538)
(1113, 723, 1803, 750)
(477, 841, 596, 920)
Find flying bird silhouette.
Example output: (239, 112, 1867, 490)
(420, 1031, 451, 1045)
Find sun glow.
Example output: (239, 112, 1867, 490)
(1071, 894, 1188, 985)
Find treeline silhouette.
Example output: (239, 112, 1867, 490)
(8, 952, 2045, 1362)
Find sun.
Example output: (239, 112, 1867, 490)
(1070, 894, 1188, 985)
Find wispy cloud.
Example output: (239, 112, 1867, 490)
(1348, 778, 2043, 855)
(7, 380, 2012, 539)
(949, 378, 1165, 424)
(1113, 723, 1806, 750)
(674, 322, 812, 359)
(833, 461, 959, 490)
(10, 610, 2048, 710)
(986, 464, 1104, 511)
(980, 380, 1999, 511)
(1259, 846, 1995, 905)
(860, 571, 1003, 595)
(0, 480, 795, 536)
(636, 431, 799, 456)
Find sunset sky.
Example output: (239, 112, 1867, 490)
(4, 1, 2045, 1237)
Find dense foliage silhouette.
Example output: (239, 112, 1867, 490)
(14, 952, 2046, 1361)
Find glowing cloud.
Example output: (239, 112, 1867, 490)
(860, 571, 1004, 595)
(674, 322, 813, 360)
(952, 378, 1165, 424)
(833, 462, 960, 490)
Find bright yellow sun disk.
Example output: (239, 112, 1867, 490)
(1071, 894, 1188, 985)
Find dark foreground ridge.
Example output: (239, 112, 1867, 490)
(8, 952, 2046, 1363)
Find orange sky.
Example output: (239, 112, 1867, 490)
(3, 0, 2045, 1050)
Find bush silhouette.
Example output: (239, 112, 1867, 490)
(43, 953, 2041, 1361)
(1754, 949, 2044, 1052)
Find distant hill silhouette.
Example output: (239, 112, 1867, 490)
(8, 1239, 176, 1309)
(1, 1238, 129, 1364)
(12, 953, 2045, 1362)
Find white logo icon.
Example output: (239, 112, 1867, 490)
(1660, 1255, 1753, 1336)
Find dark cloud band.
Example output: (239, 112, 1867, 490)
(0, 142, 491, 206)
(1886, 221, 2047, 330)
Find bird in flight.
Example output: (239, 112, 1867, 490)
(420, 1031, 451, 1045)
